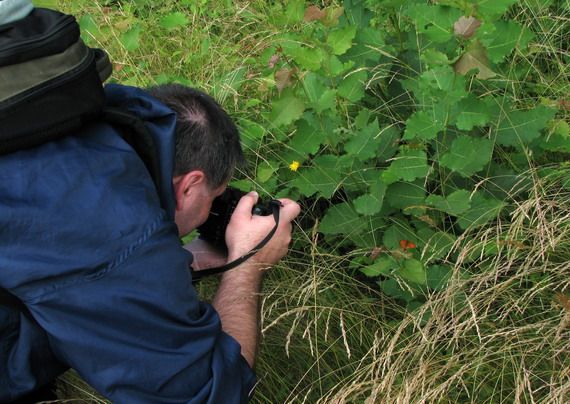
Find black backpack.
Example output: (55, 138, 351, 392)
(0, 7, 112, 154)
(0, 6, 162, 311)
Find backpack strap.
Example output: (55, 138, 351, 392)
(102, 107, 165, 211)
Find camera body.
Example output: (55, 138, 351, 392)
(197, 187, 274, 250)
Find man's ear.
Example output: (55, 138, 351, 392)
(172, 170, 205, 210)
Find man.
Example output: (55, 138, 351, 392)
(0, 82, 300, 402)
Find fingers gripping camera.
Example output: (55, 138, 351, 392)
(197, 187, 282, 250)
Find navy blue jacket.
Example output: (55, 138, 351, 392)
(0, 84, 256, 402)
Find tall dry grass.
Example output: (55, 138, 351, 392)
(255, 166, 570, 403)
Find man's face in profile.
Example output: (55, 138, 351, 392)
(174, 178, 227, 237)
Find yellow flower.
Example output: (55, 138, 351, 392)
(289, 161, 300, 171)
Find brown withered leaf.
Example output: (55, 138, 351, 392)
(454, 39, 495, 79)
(275, 68, 294, 94)
(304, 5, 326, 21)
(323, 7, 344, 27)
(267, 54, 280, 69)
(370, 247, 389, 261)
(454, 16, 482, 39)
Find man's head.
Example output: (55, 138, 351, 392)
(146, 84, 246, 236)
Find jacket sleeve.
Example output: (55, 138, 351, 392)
(25, 216, 257, 403)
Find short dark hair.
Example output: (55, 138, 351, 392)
(146, 83, 246, 188)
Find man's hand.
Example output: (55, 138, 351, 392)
(224, 191, 301, 268)
(212, 192, 300, 368)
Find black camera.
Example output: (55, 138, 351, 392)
(197, 187, 279, 250)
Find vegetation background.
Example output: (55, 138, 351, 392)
(36, 0, 568, 402)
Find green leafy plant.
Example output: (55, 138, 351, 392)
(237, 0, 568, 310)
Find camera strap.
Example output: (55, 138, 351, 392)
(189, 199, 283, 282)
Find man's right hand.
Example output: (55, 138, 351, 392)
(224, 192, 300, 270)
(214, 192, 300, 368)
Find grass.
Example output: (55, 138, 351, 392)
(253, 166, 570, 403)
(34, 0, 570, 402)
